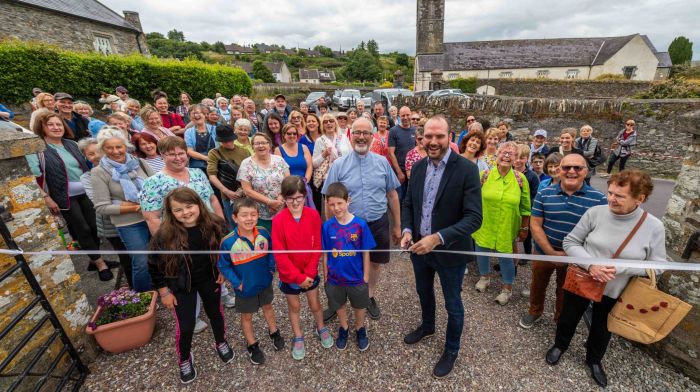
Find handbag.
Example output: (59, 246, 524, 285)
(608, 269, 692, 344)
(213, 149, 240, 192)
(563, 211, 648, 302)
(312, 158, 330, 189)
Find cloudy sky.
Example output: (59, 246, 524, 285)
(103, 0, 699, 59)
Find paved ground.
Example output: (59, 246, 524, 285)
(588, 175, 675, 219)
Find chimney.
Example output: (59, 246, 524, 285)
(123, 11, 143, 32)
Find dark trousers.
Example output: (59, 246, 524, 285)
(106, 236, 133, 288)
(411, 253, 467, 353)
(554, 291, 617, 364)
(528, 261, 568, 321)
(60, 194, 100, 261)
(606, 153, 629, 174)
(173, 278, 226, 362)
(311, 182, 323, 217)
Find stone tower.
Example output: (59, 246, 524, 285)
(416, 0, 445, 54)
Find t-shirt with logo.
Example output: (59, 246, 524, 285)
(322, 216, 376, 286)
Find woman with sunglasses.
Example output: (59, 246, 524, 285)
(312, 114, 351, 173)
(288, 110, 306, 137)
(601, 119, 637, 178)
(275, 124, 312, 184)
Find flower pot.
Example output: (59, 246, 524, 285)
(85, 291, 158, 354)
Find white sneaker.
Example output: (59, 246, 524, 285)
(222, 294, 236, 309)
(194, 318, 208, 334)
(475, 277, 490, 293)
(495, 289, 513, 306)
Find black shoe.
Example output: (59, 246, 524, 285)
(215, 341, 234, 364)
(588, 362, 608, 387)
(545, 346, 564, 365)
(97, 268, 114, 281)
(432, 350, 458, 378)
(247, 341, 265, 365)
(403, 326, 435, 345)
(367, 297, 381, 320)
(88, 260, 120, 271)
(179, 353, 197, 384)
(269, 329, 285, 351)
(323, 307, 337, 323)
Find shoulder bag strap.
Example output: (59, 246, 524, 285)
(612, 211, 648, 259)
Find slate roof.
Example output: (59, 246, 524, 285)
(319, 70, 336, 82)
(225, 44, 254, 54)
(417, 34, 663, 71)
(299, 69, 320, 80)
(233, 62, 284, 74)
(13, 0, 139, 31)
(655, 52, 672, 68)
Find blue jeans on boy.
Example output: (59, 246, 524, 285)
(476, 244, 515, 285)
(117, 221, 151, 292)
(411, 253, 467, 353)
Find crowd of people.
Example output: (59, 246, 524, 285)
(19, 86, 662, 387)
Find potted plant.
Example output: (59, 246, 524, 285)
(85, 287, 158, 354)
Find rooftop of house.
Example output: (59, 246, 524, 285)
(14, 0, 140, 31)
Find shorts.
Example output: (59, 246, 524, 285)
(325, 283, 370, 312)
(368, 213, 390, 264)
(279, 276, 320, 295)
(235, 284, 274, 314)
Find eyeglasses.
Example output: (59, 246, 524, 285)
(285, 195, 305, 204)
(626, 123, 635, 126)
(466, 118, 475, 123)
(411, 117, 420, 121)
(323, 120, 335, 124)
(291, 116, 302, 120)
(163, 152, 187, 158)
(285, 132, 298, 136)
(351, 131, 372, 137)
(253, 141, 269, 146)
(561, 165, 586, 172)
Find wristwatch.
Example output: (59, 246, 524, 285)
(519, 227, 529, 231)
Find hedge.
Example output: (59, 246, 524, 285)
(449, 77, 477, 93)
(0, 40, 252, 105)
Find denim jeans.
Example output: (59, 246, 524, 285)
(221, 197, 235, 232)
(411, 253, 467, 353)
(476, 244, 515, 285)
(117, 221, 151, 292)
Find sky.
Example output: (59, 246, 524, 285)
(102, 0, 700, 59)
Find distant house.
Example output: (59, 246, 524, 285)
(0, 0, 149, 55)
(234, 61, 291, 83)
(224, 43, 254, 55)
(299, 69, 336, 84)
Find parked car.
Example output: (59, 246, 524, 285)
(334, 89, 361, 111)
(360, 92, 373, 108)
(414, 90, 433, 97)
(429, 89, 464, 98)
(304, 91, 333, 113)
(365, 88, 414, 110)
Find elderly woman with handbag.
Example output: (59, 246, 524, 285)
(545, 169, 666, 388)
(311, 113, 351, 213)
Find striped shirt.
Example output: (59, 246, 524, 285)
(531, 183, 607, 253)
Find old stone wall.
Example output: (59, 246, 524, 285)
(395, 95, 700, 178)
(0, 129, 95, 387)
(476, 79, 653, 99)
(0, 2, 145, 55)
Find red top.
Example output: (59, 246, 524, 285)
(272, 207, 322, 284)
(160, 111, 185, 129)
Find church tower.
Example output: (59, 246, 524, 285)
(416, 0, 445, 54)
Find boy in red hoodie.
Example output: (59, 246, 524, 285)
(272, 176, 333, 360)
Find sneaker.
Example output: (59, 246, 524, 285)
(97, 268, 114, 281)
(519, 313, 542, 329)
(269, 329, 285, 351)
(599, 173, 610, 178)
(495, 289, 513, 305)
(247, 341, 265, 365)
(475, 277, 490, 293)
(323, 308, 337, 323)
(178, 353, 197, 384)
(521, 288, 531, 297)
(356, 327, 369, 351)
(194, 318, 208, 334)
(403, 326, 435, 345)
(367, 297, 381, 320)
(291, 337, 305, 360)
(316, 327, 334, 349)
(336, 327, 348, 350)
(215, 341, 234, 363)
(221, 294, 236, 309)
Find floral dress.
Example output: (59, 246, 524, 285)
(237, 155, 290, 220)
(139, 169, 214, 212)
(370, 132, 390, 161)
(404, 147, 426, 174)
(483, 152, 498, 168)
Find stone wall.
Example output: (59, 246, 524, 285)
(395, 95, 700, 178)
(0, 129, 95, 387)
(476, 79, 653, 99)
(0, 2, 147, 55)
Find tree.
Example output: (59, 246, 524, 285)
(344, 49, 382, 82)
(252, 60, 276, 83)
(367, 39, 379, 57)
(212, 41, 226, 54)
(314, 45, 333, 57)
(668, 36, 693, 65)
(200, 41, 211, 51)
(358, 41, 365, 50)
(146, 32, 165, 40)
(167, 29, 185, 42)
(396, 53, 409, 66)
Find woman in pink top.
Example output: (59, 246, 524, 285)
(369, 116, 391, 162)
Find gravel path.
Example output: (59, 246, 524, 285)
(82, 254, 699, 392)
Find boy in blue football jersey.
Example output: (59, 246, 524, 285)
(322, 182, 376, 351)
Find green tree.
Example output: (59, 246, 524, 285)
(668, 36, 693, 65)
(212, 41, 226, 54)
(396, 53, 409, 66)
(344, 49, 382, 82)
(167, 29, 185, 42)
(200, 41, 211, 51)
(314, 45, 333, 57)
(359, 41, 365, 50)
(367, 39, 379, 57)
(252, 60, 276, 83)
(146, 32, 165, 40)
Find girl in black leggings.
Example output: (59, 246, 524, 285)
(148, 188, 232, 384)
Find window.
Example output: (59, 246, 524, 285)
(448, 73, 458, 80)
(499, 71, 513, 78)
(622, 66, 637, 80)
(536, 70, 549, 78)
(566, 69, 580, 79)
(93, 35, 113, 55)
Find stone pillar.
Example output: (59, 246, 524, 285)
(657, 113, 700, 382)
(0, 129, 95, 378)
(394, 69, 405, 88)
(430, 69, 444, 90)
(122, 11, 150, 56)
(416, 0, 445, 54)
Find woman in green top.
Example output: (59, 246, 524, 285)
(472, 141, 531, 305)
